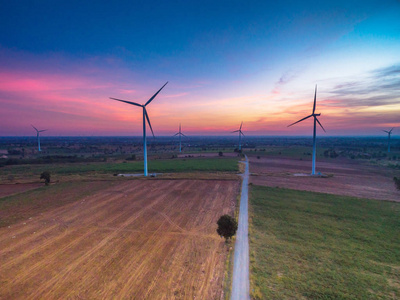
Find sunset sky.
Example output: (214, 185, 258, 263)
(0, 0, 399, 136)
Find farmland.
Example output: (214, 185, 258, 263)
(248, 155, 400, 202)
(249, 185, 400, 299)
(0, 157, 239, 183)
(0, 179, 239, 299)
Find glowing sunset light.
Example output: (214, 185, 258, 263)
(0, 1, 399, 136)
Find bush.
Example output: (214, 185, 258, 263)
(40, 171, 51, 186)
(126, 154, 136, 161)
(394, 177, 400, 190)
(219, 151, 223, 157)
(217, 214, 238, 241)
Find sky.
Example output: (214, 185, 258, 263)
(0, 0, 399, 136)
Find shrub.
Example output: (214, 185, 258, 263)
(40, 171, 51, 186)
(126, 154, 136, 161)
(394, 177, 400, 190)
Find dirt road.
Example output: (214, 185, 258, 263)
(0, 179, 239, 299)
(231, 156, 250, 300)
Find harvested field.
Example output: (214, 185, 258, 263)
(249, 155, 400, 202)
(0, 183, 42, 198)
(0, 179, 239, 299)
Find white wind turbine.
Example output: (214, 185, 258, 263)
(383, 128, 394, 153)
(110, 82, 168, 176)
(231, 122, 245, 151)
(31, 125, 47, 152)
(173, 123, 186, 152)
(287, 85, 326, 175)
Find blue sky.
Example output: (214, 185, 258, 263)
(0, 0, 399, 136)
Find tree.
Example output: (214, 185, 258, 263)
(394, 177, 400, 190)
(218, 151, 223, 157)
(40, 171, 51, 186)
(217, 214, 238, 241)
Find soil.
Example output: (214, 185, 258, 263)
(249, 155, 400, 202)
(0, 183, 43, 198)
(0, 179, 239, 299)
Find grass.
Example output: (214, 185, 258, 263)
(246, 146, 329, 160)
(0, 157, 239, 182)
(249, 185, 400, 299)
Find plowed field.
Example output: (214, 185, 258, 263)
(249, 155, 399, 201)
(0, 183, 42, 198)
(0, 179, 239, 299)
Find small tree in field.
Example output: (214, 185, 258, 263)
(40, 171, 51, 186)
(394, 177, 400, 190)
(217, 214, 238, 241)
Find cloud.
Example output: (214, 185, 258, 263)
(325, 63, 400, 108)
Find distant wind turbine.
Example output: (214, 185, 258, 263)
(31, 125, 47, 152)
(383, 128, 394, 153)
(110, 82, 168, 176)
(232, 122, 245, 151)
(287, 85, 326, 175)
(173, 123, 187, 152)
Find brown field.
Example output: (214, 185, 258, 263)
(0, 183, 43, 198)
(0, 179, 239, 299)
(249, 155, 400, 202)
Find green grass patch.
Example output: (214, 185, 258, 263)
(0, 157, 239, 180)
(249, 185, 400, 299)
(246, 146, 329, 160)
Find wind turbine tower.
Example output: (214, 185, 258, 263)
(383, 128, 394, 153)
(232, 122, 245, 151)
(287, 85, 326, 175)
(173, 123, 187, 152)
(32, 125, 47, 152)
(110, 82, 168, 176)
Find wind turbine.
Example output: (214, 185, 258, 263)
(110, 82, 168, 176)
(173, 123, 187, 152)
(231, 122, 245, 151)
(287, 85, 326, 175)
(382, 128, 394, 153)
(31, 125, 47, 152)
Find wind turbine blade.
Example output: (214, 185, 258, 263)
(144, 109, 155, 137)
(231, 130, 240, 133)
(39, 130, 47, 132)
(173, 133, 179, 136)
(390, 128, 394, 133)
(181, 133, 187, 137)
(383, 130, 389, 133)
(31, 125, 38, 132)
(312, 85, 317, 114)
(287, 115, 312, 127)
(109, 97, 143, 107)
(240, 131, 245, 137)
(179, 123, 181, 133)
(144, 81, 168, 106)
(240, 121, 243, 130)
(316, 117, 326, 132)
